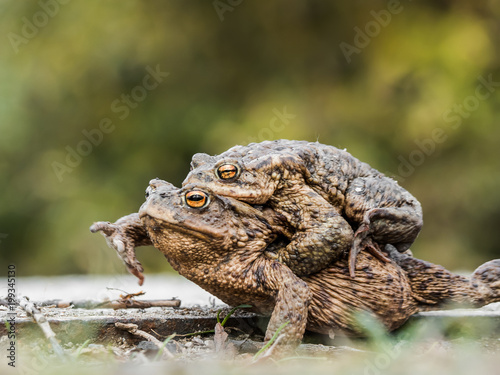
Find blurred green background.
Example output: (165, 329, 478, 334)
(1, 0, 499, 277)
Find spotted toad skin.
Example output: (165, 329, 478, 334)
(90, 179, 500, 344)
(183, 139, 423, 277)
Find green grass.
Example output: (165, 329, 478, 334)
(3, 313, 499, 375)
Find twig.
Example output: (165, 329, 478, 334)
(34, 298, 181, 310)
(115, 322, 163, 344)
(97, 298, 181, 309)
(18, 296, 67, 361)
(175, 304, 252, 337)
(115, 322, 175, 359)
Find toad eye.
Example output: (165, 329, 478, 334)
(185, 190, 209, 208)
(145, 186, 155, 199)
(217, 164, 239, 180)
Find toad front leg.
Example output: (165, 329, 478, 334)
(270, 185, 354, 276)
(264, 263, 313, 345)
(345, 176, 423, 277)
(90, 213, 151, 285)
(196, 257, 312, 346)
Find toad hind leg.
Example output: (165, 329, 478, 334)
(386, 244, 500, 308)
(345, 177, 423, 277)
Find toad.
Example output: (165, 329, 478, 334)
(183, 140, 423, 277)
(90, 179, 500, 344)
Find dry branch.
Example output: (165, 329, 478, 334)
(18, 296, 67, 361)
(115, 322, 175, 359)
(34, 298, 181, 309)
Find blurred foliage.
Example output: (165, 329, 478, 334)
(4, 315, 500, 374)
(1, 0, 500, 276)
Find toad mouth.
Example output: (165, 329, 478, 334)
(140, 212, 225, 240)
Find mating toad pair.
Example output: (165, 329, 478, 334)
(91, 140, 500, 344)
(185, 139, 423, 277)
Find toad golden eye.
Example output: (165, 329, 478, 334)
(185, 191, 209, 208)
(217, 164, 238, 180)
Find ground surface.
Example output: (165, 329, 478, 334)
(2, 274, 500, 375)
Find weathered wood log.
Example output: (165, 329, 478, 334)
(0, 306, 261, 344)
(32, 298, 181, 309)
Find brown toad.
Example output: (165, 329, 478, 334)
(183, 139, 423, 277)
(90, 179, 500, 344)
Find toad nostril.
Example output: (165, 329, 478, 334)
(159, 192, 167, 198)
